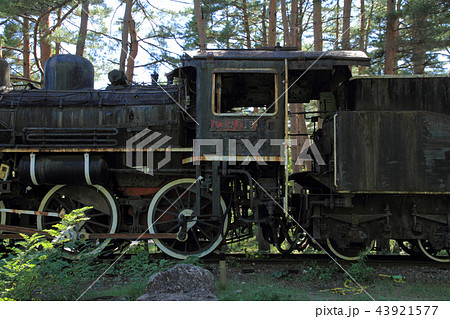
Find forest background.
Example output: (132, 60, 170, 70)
(0, 0, 449, 88)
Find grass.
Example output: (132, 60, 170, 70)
(79, 256, 449, 301)
(216, 273, 450, 301)
(81, 282, 146, 301)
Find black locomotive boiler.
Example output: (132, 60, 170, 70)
(0, 50, 448, 262)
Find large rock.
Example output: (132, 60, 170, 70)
(137, 264, 218, 301)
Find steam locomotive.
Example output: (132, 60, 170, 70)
(0, 49, 448, 262)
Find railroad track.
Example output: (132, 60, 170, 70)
(148, 252, 450, 268)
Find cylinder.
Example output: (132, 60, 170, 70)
(18, 154, 109, 186)
(0, 58, 11, 88)
(43, 54, 94, 90)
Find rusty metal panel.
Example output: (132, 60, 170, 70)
(344, 76, 450, 115)
(0, 85, 182, 148)
(336, 111, 450, 193)
(210, 119, 258, 131)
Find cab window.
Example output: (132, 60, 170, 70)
(213, 71, 278, 115)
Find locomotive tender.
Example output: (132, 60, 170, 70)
(0, 49, 448, 262)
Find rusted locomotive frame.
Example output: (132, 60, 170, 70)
(0, 147, 193, 153)
(85, 233, 177, 240)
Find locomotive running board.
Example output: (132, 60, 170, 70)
(0, 208, 62, 218)
(0, 224, 177, 240)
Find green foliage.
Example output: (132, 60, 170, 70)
(226, 258, 242, 268)
(366, 0, 449, 75)
(108, 253, 203, 282)
(272, 268, 289, 279)
(345, 257, 375, 283)
(179, 255, 204, 267)
(0, 207, 102, 300)
(0, 207, 210, 301)
(110, 252, 175, 280)
(302, 261, 339, 281)
(0, 233, 53, 300)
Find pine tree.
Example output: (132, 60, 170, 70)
(313, 0, 322, 51)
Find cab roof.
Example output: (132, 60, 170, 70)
(183, 49, 370, 66)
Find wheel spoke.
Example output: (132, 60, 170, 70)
(197, 220, 220, 229)
(68, 198, 79, 210)
(84, 223, 96, 233)
(162, 195, 183, 211)
(87, 212, 107, 218)
(87, 220, 110, 229)
(190, 228, 202, 250)
(165, 224, 179, 233)
(155, 208, 178, 216)
(194, 225, 213, 241)
(174, 187, 185, 209)
(154, 219, 177, 226)
(53, 196, 75, 212)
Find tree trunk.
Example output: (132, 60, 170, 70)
(242, 0, 251, 49)
(394, 0, 401, 69)
(385, 0, 397, 75)
(360, 0, 365, 51)
(411, 12, 426, 74)
(334, 1, 340, 50)
(76, 0, 90, 56)
(290, 0, 298, 47)
(262, 1, 267, 46)
(358, 0, 366, 74)
(225, 6, 230, 49)
(40, 12, 52, 70)
(120, 0, 133, 72)
(313, 0, 322, 51)
(298, 0, 304, 49)
(55, 8, 62, 55)
(268, 0, 277, 47)
(23, 18, 31, 79)
(126, 18, 138, 82)
(365, 0, 375, 53)
(194, 0, 207, 50)
(281, 0, 290, 46)
(342, 0, 352, 50)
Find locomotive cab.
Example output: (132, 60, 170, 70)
(170, 49, 372, 256)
